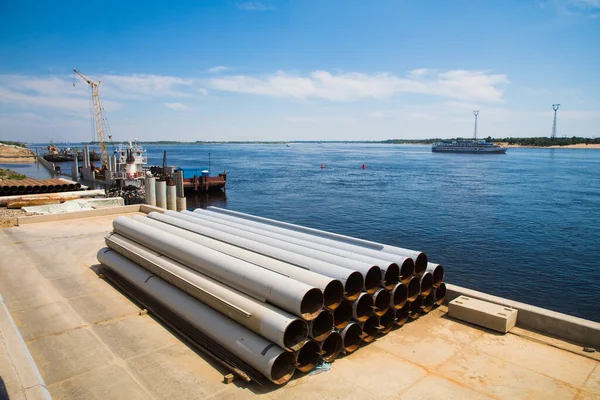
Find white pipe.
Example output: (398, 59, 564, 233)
(186, 209, 406, 288)
(112, 216, 323, 320)
(105, 234, 308, 350)
(166, 185, 177, 211)
(207, 207, 427, 275)
(155, 211, 381, 294)
(145, 177, 156, 206)
(96, 248, 295, 385)
(141, 213, 365, 299)
(155, 180, 167, 209)
(133, 216, 346, 309)
(176, 197, 187, 211)
(426, 263, 445, 288)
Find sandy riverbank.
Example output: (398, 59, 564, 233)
(497, 142, 600, 149)
(0, 143, 36, 163)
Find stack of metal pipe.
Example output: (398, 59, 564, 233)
(0, 178, 81, 195)
(98, 207, 445, 385)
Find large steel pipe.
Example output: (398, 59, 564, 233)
(308, 310, 334, 341)
(160, 211, 382, 293)
(378, 308, 395, 334)
(390, 283, 408, 310)
(105, 234, 308, 350)
(135, 216, 348, 307)
(352, 292, 374, 322)
(296, 340, 320, 373)
(426, 263, 444, 288)
(319, 331, 343, 362)
(333, 300, 352, 329)
(360, 315, 380, 343)
(372, 288, 390, 317)
(420, 271, 434, 297)
(408, 296, 423, 320)
(339, 322, 362, 354)
(407, 276, 421, 302)
(395, 302, 410, 327)
(207, 207, 427, 277)
(96, 248, 295, 385)
(145, 176, 156, 206)
(142, 213, 365, 298)
(435, 282, 446, 306)
(112, 217, 323, 320)
(186, 210, 405, 289)
(422, 291, 435, 313)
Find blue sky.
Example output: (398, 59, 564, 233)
(1, 0, 599, 142)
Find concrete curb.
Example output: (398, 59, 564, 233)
(17, 204, 166, 225)
(0, 294, 52, 399)
(445, 283, 600, 349)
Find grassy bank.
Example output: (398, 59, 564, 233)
(0, 168, 28, 180)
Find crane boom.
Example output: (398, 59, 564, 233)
(73, 68, 109, 169)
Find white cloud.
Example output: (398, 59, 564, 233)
(207, 66, 229, 73)
(164, 102, 189, 111)
(369, 111, 386, 118)
(198, 88, 209, 95)
(535, 110, 600, 119)
(101, 74, 194, 98)
(283, 116, 357, 123)
(570, 0, 600, 8)
(208, 69, 509, 103)
(236, 1, 275, 11)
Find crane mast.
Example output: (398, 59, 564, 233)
(73, 69, 109, 169)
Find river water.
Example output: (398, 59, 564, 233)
(5, 143, 600, 322)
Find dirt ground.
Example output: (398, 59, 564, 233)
(0, 143, 36, 163)
(0, 207, 29, 227)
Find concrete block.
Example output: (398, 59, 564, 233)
(449, 295, 517, 333)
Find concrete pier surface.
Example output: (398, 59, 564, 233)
(0, 210, 599, 399)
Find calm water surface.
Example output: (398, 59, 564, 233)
(6, 143, 599, 321)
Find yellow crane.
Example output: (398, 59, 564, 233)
(73, 69, 110, 169)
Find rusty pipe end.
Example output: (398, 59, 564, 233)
(391, 283, 408, 310)
(435, 282, 446, 306)
(373, 289, 391, 317)
(422, 291, 435, 313)
(409, 296, 423, 319)
(378, 308, 395, 334)
(319, 331, 343, 363)
(343, 271, 364, 301)
(352, 292, 374, 322)
(363, 266, 382, 294)
(333, 300, 353, 330)
(300, 288, 324, 321)
(360, 315, 379, 343)
(382, 263, 400, 290)
(339, 322, 362, 354)
(283, 319, 309, 351)
(395, 302, 410, 327)
(430, 264, 445, 288)
(323, 279, 344, 311)
(419, 272, 434, 297)
(399, 258, 415, 284)
(296, 339, 320, 373)
(270, 351, 296, 385)
(309, 310, 334, 341)
(407, 276, 421, 302)
(414, 253, 428, 277)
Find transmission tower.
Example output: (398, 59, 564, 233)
(473, 110, 479, 139)
(551, 104, 560, 140)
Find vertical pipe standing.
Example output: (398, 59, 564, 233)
(155, 180, 167, 209)
(145, 177, 156, 206)
(166, 185, 177, 211)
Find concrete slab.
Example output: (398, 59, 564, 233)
(11, 301, 83, 341)
(53, 234, 107, 267)
(125, 342, 229, 400)
(583, 364, 600, 395)
(0, 328, 23, 398)
(68, 287, 140, 325)
(26, 328, 113, 385)
(1, 281, 63, 312)
(92, 315, 179, 360)
(471, 331, 598, 387)
(0, 258, 45, 291)
(50, 269, 107, 299)
(438, 349, 579, 400)
(399, 375, 494, 400)
(330, 345, 426, 398)
(47, 364, 151, 400)
(577, 391, 600, 400)
(268, 371, 371, 400)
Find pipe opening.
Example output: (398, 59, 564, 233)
(300, 288, 325, 321)
(270, 350, 296, 385)
(309, 310, 334, 341)
(379, 308, 395, 334)
(399, 258, 415, 284)
(333, 300, 352, 329)
(363, 266, 382, 294)
(361, 315, 379, 343)
(344, 271, 364, 301)
(296, 340, 320, 373)
(352, 293, 374, 322)
(373, 289, 391, 317)
(395, 302, 410, 326)
(323, 280, 344, 311)
(340, 322, 362, 353)
(409, 296, 423, 319)
(391, 283, 408, 310)
(422, 291, 435, 313)
(435, 282, 446, 306)
(420, 272, 434, 297)
(283, 319, 309, 350)
(320, 331, 343, 362)
(414, 253, 428, 277)
(382, 263, 400, 290)
(407, 276, 420, 302)
(430, 264, 444, 287)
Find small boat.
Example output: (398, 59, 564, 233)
(432, 139, 507, 154)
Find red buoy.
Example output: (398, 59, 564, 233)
(321, 164, 325, 169)
(361, 164, 366, 169)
